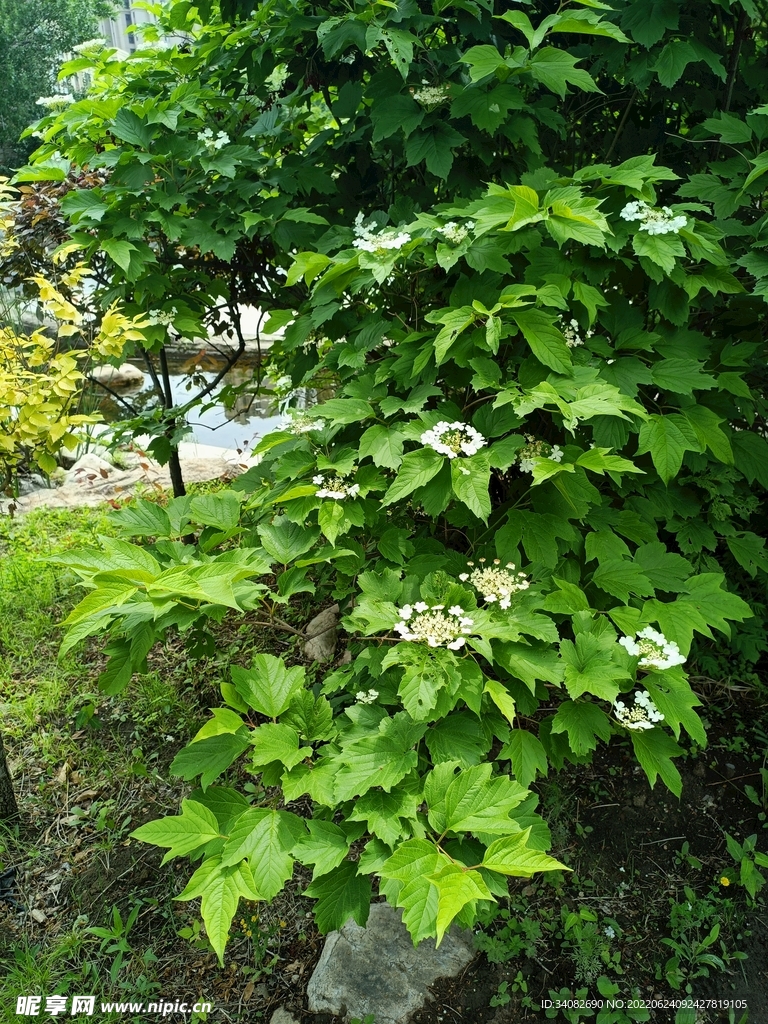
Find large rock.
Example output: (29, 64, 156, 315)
(302, 604, 339, 664)
(306, 902, 476, 1024)
(90, 363, 145, 389)
(69, 453, 115, 479)
(269, 1010, 300, 1024)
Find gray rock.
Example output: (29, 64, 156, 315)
(269, 1010, 300, 1024)
(90, 363, 145, 388)
(69, 453, 114, 479)
(306, 902, 476, 1024)
(302, 604, 339, 664)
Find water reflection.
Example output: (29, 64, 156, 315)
(94, 354, 295, 451)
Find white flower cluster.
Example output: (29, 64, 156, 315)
(411, 83, 451, 106)
(613, 690, 665, 731)
(439, 221, 475, 245)
(146, 307, 178, 327)
(559, 316, 594, 349)
(395, 602, 474, 650)
(459, 558, 530, 609)
(35, 94, 75, 108)
(516, 436, 563, 474)
(312, 473, 360, 500)
(420, 421, 487, 459)
(618, 627, 686, 671)
(72, 37, 106, 53)
(355, 688, 379, 704)
(619, 201, 686, 236)
(197, 128, 230, 151)
(352, 212, 411, 253)
(289, 414, 323, 434)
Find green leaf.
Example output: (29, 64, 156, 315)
(644, 671, 705, 745)
(383, 448, 445, 505)
(359, 425, 405, 469)
(482, 829, 569, 877)
(636, 414, 701, 484)
(630, 729, 684, 797)
(427, 762, 528, 836)
(293, 819, 360, 880)
(101, 239, 137, 273)
(333, 713, 426, 801)
(317, 501, 347, 546)
(451, 452, 492, 520)
(370, 94, 424, 142)
(427, 305, 476, 364)
(496, 643, 564, 693)
(111, 499, 172, 538)
(560, 634, 630, 702)
(257, 517, 320, 564)
(405, 124, 467, 179)
(484, 678, 517, 726)
(732, 432, 768, 488)
(460, 44, 508, 83)
(231, 655, 305, 718)
(592, 559, 654, 604)
(131, 799, 222, 866)
(314, 398, 375, 424)
(634, 542, 692, 592)
(347, 785, 421, 847)
(550, 700, 611, 757)
(632, 232, 685, 274)
(249, 723, 311, 771)
(221, 808, 303, 898)
(189, 491, 241, 530)
(304, 861, 372, 932)
(651, 359, 716, 395)
(620, 0, 679, 48)
(62, 584, 138, 627)
(381, 27, 415, 80)
(727, 533, 768, 577)
(527, 48, 601, 98)
(681, 406, 733, 465)
(112, 108, 153, 148)
(175, 855, 260, 965)
(428, 863, 492, 945)
(498, 730, 549, 788)
(170, 733, 250, 791)
(511, 309, 572, 374)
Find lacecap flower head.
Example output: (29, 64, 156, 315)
(312, 473, 360, 500)
(618, 627, 686, 671)
(613, 690, 665, 731)
(516, 436, 563, 474)
(619, 200, 686, 236)
(420, 421, 487, 459)
(394, 602, 475, 650)
(459, 558, 529, 609)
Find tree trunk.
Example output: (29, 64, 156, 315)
(0, 730, 19, 820)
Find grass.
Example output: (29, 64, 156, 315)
(0, 499, 316, 1023)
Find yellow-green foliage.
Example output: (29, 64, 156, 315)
(0, 185, 148, 485)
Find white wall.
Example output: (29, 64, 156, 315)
(100, 2, 159, 54)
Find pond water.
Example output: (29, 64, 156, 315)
(94, 353, 291, 451)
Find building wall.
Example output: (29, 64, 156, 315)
(100, 1, 158, 54)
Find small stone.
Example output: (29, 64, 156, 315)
(90, 363, 145, 389)
(30, 908, 47, 924)
(307, 902, 475, 1024)
(269, 1009, 300, 1024)
(303, 604, 339, 664)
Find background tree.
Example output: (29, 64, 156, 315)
(0, 731, 18, 819)
(0, 0, 111, 174)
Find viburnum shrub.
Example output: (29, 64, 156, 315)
(37, 0, 768, 964)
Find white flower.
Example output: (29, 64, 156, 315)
(439, 220, 474, 245)
(420, 421, 487, 459)
(393, 603, 475, 649)
(353, 212, 411, 253)
(604, 926, 616, 938)
(560, 316, 585, 349)
(613, 690, 665, 731)
(35, 93, 75, 107)
(198, 128, 230, 152)
(146, 307, 178, 328)
(619, 200, 687, 236)
(461, 558, 530, 609)
(619, 627, 686, 671)
(411, 83, 451, 106)
(313, 472, 360, 500)
(516, 436, 563, 474)
(72, 37, 106, 53)
(355, 689, 379, 704)
(289, 414, 323, 434)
